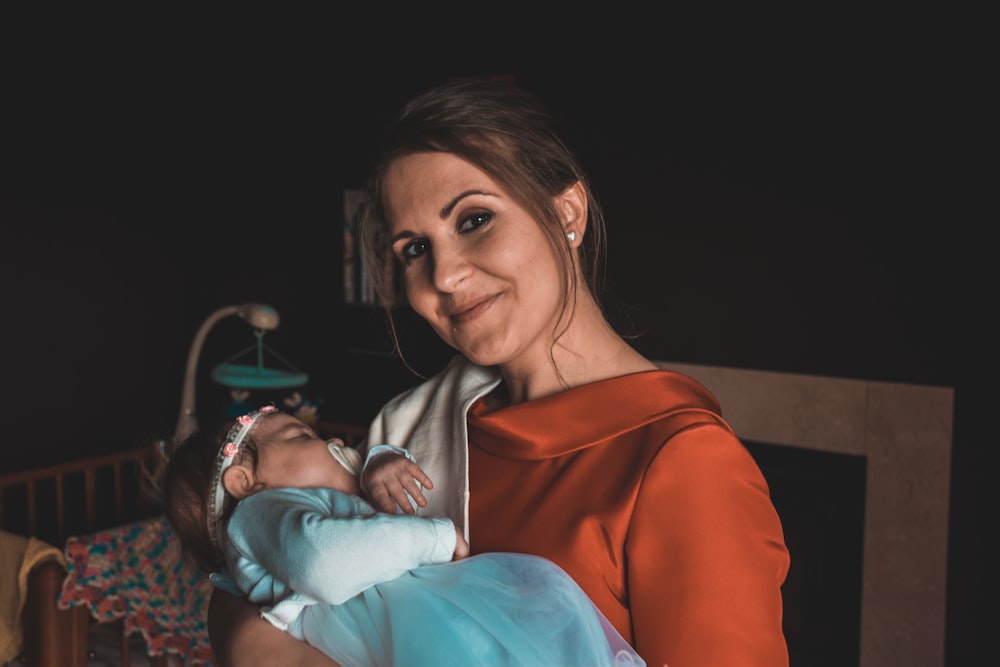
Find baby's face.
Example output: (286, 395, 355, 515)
(251, 413, 360, 495)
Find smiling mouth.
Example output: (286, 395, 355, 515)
(449, 295, 499, 324)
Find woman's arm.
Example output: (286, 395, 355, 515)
(207, 587, 339, 667)
(630, 425, 790, 667)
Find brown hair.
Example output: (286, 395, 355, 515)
(358, 80, 609, 369)
(162, 419, 263, 574)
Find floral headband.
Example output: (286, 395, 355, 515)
(206, 405, 277, 550)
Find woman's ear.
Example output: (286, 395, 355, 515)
(556, 180, 587, 245)
(222, 464, 256, 500)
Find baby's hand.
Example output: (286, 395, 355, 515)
(453, 528, 469, 561)
(363, 452, 433, 514)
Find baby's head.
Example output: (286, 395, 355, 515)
(164, 406, 363, 573)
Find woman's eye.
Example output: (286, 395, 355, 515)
(401, 238, 430, 260)
(458, 212, 492, 233)
(397, 213, 491, 262)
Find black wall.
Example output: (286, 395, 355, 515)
(1, 14, 987, 664)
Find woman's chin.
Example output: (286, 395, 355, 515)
(455, 341, 511, 368)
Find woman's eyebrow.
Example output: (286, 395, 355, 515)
(440, 189, 495, 218)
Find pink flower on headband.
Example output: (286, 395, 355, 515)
(223, 442, 239, 457)
(260, 405, 276, 413)
(237, 415, 253, 426)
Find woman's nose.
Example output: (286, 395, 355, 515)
(431, 246, 472, 292)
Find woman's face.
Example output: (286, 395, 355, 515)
(383, 151, 566, 369)
(250, 414, 360, 495)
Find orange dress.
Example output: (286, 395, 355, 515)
(467, 369, 790, 667)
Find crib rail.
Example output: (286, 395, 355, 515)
(0, 441, 165, 548)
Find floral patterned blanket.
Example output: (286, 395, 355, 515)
(58, 516, 215, 666)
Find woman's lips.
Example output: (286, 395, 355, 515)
(449, 294, 499, 324)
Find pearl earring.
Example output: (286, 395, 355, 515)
(566, 231, 577, 242)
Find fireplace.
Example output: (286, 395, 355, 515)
(656, 361, 953, 667)
(747, 440, 866, 665)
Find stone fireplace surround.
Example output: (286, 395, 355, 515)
(657, 361, 953, 667)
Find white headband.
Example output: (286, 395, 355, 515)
(206, 405, 277, 550)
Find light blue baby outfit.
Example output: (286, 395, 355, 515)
(223, 484, 644, 666)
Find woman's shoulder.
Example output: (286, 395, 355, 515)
(582, 365, 723, 417)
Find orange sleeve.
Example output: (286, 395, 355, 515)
(629, 423, 790, 667)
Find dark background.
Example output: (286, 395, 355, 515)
(0, 9, 987, 664)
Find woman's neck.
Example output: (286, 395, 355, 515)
(496, 300, 656, 406)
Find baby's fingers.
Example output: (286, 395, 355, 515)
(367, 485, 402, 514)
(390, 482, 418, 514)
(399, 477, 427, 511)
(411, 466, 434, 490)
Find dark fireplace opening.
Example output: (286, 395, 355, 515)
(746, 441, 867, 667)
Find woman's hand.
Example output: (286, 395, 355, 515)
(207, 587, 339, 667)
(362, 452, 433, 514)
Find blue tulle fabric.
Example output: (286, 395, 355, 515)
(288, 552, 645, 667)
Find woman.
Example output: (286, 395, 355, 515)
(208, 79, 789, 667)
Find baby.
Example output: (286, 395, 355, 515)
(163, 406, 643, 666)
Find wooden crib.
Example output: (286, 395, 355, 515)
(1, 420, 368, 667)
(1, 441, 167, 667)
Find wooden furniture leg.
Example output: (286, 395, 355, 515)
(21, 560, 90, 667)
